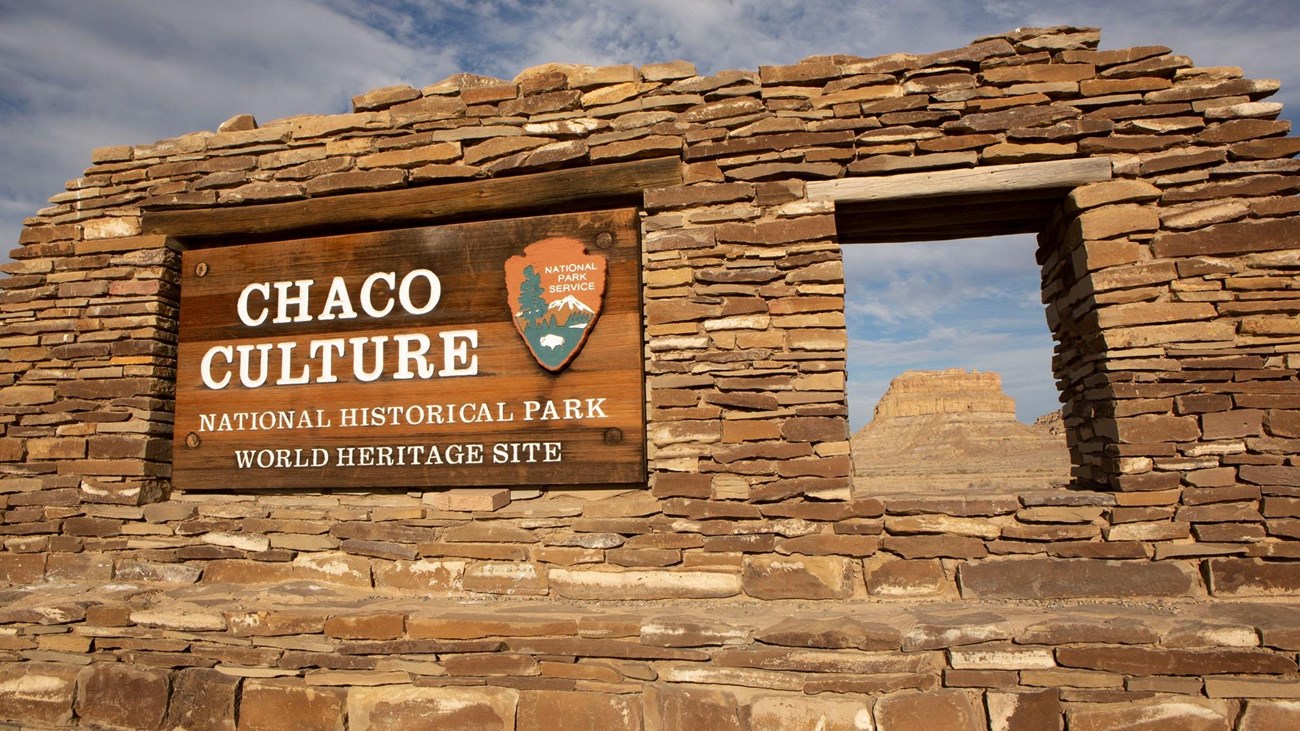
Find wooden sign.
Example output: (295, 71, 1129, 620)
(172, 209, 644, 490)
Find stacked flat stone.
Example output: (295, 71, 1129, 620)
(3, 24, 1300, 729)
(1, 587, 1298, 729)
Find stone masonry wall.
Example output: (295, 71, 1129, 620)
(3, 25, 1300, 730)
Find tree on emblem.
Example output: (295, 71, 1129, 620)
(517, 265, 547, 325)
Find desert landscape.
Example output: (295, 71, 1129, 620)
(851, 369, 1071, 492)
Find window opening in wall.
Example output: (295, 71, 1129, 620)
(842, 234, 1069, 494)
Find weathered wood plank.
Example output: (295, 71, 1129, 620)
(142, 157, 682, 238)
(837, 196, 1060, 244)
(807, 158, 1112, 203)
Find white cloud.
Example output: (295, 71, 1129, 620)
(5, 0, 1298, 254)
(0, 0, 441, 255)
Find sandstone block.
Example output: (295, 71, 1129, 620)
(293, 552, 374, 585)
(550, 568, 741, 599)
(987, 689, 1061, 731)
(0, 385, 55, 405)
(203, 531, 271, 552)
(649, 420, 722, 446)
(1104, 520, 1189, 541)
(874, 689, 983, 731)
(351, 85, 421, 111)
(348, 685, 517, 730)
(27, 437, 85, 460)
(1095, 301, 1216, 328)
(742, 555, 857, 599)
(1110, 413, 1201, 443)
(755, 616, 901, 651)
(1232, 137, 1300, 159)
(388, 96, 468, 121)
(886, 515, 1001, 540)
(517, 690, 641, 731)
(304, 169, 405, 196)
(291, 111, 386, 138)
(239, 680, 346, 731)
(1197, 118, 1290, 144)
(226, 610, 329, 637)
(0, 554, 46, 584)
(950, 643, 1056, 671)
(1266, 410, 1300, 438)
(167, 668, 239, 731)
(1089, 260, 1178, 293)
(373, 559, 465, 592)
(324, 613, 405, 640)
(1058, 645, 1295, 676)
(653, 685, 744, 731)
(220, 181, 302, 203)
(462, 561, 549, 596)
(130, 602, 227, 631)
(715, 216, 837, 246)
(1239, 465, 1300, 487)
(1066, 697, 1231, 731)
(641, 616, 749, 647)
(1202, 409, 1264, 439)
(945, 668, 1019, 689)
(425, 487, 511, 512)
(959, 558, 1198, 599)
(408, 616, 576, 640)
(781, 416, 847, 442)
(1073, 240, 1141, 273)
(82, 216, 141, 239)
(1238, 700, 1300, 729)
(642, 60, 696, 81)
(1207, 558, 1300, 597)
(440, 652, 539, 677)
(76, 663, 170, 730)
(1205, 677, 1300, 699)
(865, 557, 949, 597)
(882, 535, 988, 560)
(748, 694, 872, 731)
(982, 141, 1077, 163)
(0, 662, 79, 726)
(1154, 217, 1300, 258)
(716, 647, 930, 676)
(358, 142, 460, 169)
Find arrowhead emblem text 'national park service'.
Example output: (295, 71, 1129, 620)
(504, 238, 607, 372)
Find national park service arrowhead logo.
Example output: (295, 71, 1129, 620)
(504, 238, 607, 372)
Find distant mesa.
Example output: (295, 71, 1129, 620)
(1032, 409, 1066, 437)
(870, 369, 1016, 420)
(851, 369, 1070, 493)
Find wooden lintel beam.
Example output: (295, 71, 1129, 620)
(806, 158, 1113, 204)
(836, 196, 1060, 244)
(141, 157, 683, 239)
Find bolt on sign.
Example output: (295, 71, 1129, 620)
(172, 208, 644, 490)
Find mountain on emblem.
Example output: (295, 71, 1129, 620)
(504, 237, 607, 372)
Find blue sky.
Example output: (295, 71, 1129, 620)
(2, 0, 1297, 430)
(842, 236, 1056, 428)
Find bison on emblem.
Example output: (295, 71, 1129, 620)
(504, 237, 607, 372)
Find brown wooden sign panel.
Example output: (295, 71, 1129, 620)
(172, 209, 644, 490)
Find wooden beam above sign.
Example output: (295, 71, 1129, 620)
(806, 158, 1113, 204)
(142, 157, 682, 239)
